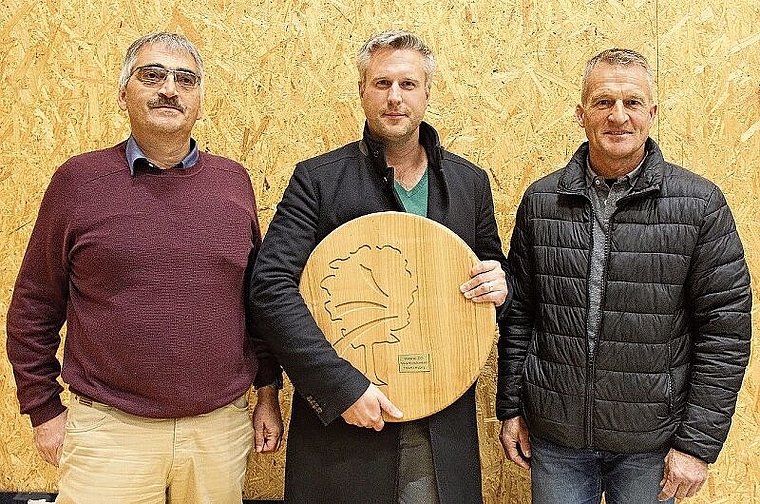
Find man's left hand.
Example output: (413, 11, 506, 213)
(460, 260, 508, 306)
(658, 448, 708, 501)
(252, 387, 283, 453)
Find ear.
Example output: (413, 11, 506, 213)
(358, 80, 364, 98)
(575, 104, 585, 128)
(648, 103, 658, 125)
(117, 88, 128, 111)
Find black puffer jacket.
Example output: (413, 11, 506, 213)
(496, 138, 752, 463)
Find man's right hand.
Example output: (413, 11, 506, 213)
(500, 415, 531, 470)
(33, 409, 67, 467)
(341, 384, 403, 431)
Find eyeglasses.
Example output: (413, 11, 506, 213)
(130, 65, 201, 90)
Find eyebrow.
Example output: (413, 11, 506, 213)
(372, 75, 421, 82)
(589, 90, 649, 102)
(140, 63, 198, 74)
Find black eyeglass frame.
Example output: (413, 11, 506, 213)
(129, 64, 201, 90)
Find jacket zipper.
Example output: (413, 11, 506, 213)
(585, 189, 621, 448)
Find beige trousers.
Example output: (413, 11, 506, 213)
(56, 394, 253, 504)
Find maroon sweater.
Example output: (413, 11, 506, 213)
(6, 142, 279, 426)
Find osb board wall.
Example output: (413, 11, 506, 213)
(0, 0, 758, 501)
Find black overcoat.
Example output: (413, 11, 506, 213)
(250, 122, 509, 503)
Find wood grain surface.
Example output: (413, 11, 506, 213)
(300, 212, 496, 421)
(1, 1, 758, 501)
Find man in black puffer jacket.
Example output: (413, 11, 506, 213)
(496, 48, 751, 504)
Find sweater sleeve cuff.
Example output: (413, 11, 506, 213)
(28, 398, 67, 428)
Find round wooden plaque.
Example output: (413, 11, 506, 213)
(299, 212, 497, 421)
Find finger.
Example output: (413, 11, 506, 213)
(379, 396, 403, 419)
(460, 264, 498, 294)
(675, 486, 689, 500)
(260, 432, 275, 453)
(690, 477, 706, 497)
(470, 282, 508, 304)
(55, 443, 64, 467)
(680, 479, 700, 499)
(658, 479, 678, 501)
(254, 427, 265, 453)
(462, 279, 493, 299)
(470, 260, 499, 276)
(372, 415, 385, 431)
(499, 432, 529, 470)
(36, 444, 52, 466)
(264, 430, 281, 452)
(459, 277, 483, 295)
(507, 443, 530, 470)
(518, 435, 532, 459)
(674, 481, 694, 501)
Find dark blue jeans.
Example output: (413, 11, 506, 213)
(530, 435, 674, 504)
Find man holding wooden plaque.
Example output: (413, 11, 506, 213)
(250, 30, 509, 503)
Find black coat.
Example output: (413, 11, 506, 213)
(250, 122, 508, 503)
(496, 139, 752, 463)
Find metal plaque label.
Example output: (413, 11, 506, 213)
(398, 354, 431, 373)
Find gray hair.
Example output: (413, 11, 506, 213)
(118, 32, 204, 92)
(581, 48, 654, 104)
(357, 30, 437, 91)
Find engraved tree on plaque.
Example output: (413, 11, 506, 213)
(320, 244, 417, 386)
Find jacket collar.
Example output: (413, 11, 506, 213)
(358, 121, 450, 221)
(359, 121, 444, 176)
(557, 137, 665, 197)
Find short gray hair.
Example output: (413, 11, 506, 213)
(357, 30, 437, 91)
(581, 48, 654, 104)
(118, 32, 204, 92)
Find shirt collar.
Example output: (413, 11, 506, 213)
(126, 135, 199, 176)
(584, 153, 647, 189)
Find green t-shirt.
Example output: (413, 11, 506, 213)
(394, 168, 429, 217)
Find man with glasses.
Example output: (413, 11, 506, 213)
(6, 32, 283, 503)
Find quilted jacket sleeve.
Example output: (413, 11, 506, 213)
(674, 185, 752, 463)
(495, 190, 536, 421)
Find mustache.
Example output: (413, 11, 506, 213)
(147, 97, 185, 112)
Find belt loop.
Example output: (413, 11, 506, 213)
(75, 394, 93, 407)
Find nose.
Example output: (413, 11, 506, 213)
(158, 74, 179, 98)
(608, 100, 628, 123)
(387, 82, 402, 105)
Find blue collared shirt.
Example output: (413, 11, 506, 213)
(125, 135, 199, 176)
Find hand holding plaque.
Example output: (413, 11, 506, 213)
(299, 212, 497, 421)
